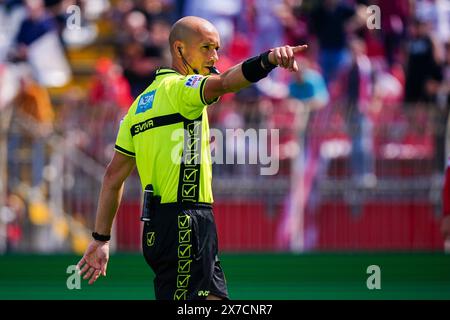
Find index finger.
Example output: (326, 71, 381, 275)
(292, 45, 308, 53)
(77, 257, 86, 269)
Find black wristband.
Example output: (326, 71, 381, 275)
(241, 50, 277, 83)
(92, 232, 110, 242)
(260, 50, 277, 71)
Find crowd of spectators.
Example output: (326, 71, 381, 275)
(0, 0, 449, 189)
(1, 0, 450, 253)
(100, 0, 450, 179)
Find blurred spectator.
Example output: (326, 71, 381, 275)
(120, 9, 151, 44)
(0, 0, 26, 62)
(249, 0, 284, 54)
(82, 58, 133, 163)
(10, 0, 57, 63)
(9, 72, 54, 187)
(283, 57, 330, 247)
(289, 58, 329, 114)
(415, 0, 438, 23)
(443, 40, 450, 111)
(404, 18, 443, 105)
(341, 37, 376, 188)
(309, 0, 356, 83)
(117, 10, 166, 97)
(289, 56, 329, 150)
(0, 193, 25, 253)
(277, 0, 309, 47)
(287, 57, 329, 244)
(15, 76, 54, 124)
(148, 18, 171, 63)
(434, 42, 450, 172)
(3, 0, 450, 254)
(8, 0, 71, 88)
(413, 0, 450, 45)
(250, 0, 287, 85)
(109, 0, 134, 26)
(120, 40, 159, 98)
(378, 0, 410, 67)
(88, 57, 133, 115)
(404, 18, 443, 170)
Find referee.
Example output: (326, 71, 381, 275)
(77, 16, 307, 300)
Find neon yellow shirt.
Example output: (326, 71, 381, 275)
(115, 68, 217, 204)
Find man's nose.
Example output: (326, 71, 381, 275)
(212, 50, 219, 62)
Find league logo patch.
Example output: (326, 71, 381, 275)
(185, 75, 203, 88)
(136, 90, 156, 114)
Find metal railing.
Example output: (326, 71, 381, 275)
(1, 98, 448, 253)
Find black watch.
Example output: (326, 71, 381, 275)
(92, 232, 111, 242)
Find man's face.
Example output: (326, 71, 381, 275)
(184, 27, 220, 76)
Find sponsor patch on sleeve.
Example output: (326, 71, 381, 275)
(185, 75, 203, 88)
(136, 90, 156, 114)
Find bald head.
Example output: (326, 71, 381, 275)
(168, 16, 221, 75)
(169, 16, 218, 55)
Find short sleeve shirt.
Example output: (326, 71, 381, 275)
(115, 68, 217, 204)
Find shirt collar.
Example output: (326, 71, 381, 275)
(156, 67, 180, 77)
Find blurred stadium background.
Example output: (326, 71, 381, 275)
(0, 0, 450, 299)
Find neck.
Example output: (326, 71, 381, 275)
(172, 64, 187, 75)
(172, 59, 193, 76)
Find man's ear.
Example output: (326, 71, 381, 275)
(173, 41, 183, 57)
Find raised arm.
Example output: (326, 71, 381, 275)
(203, 45, 307, 104)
